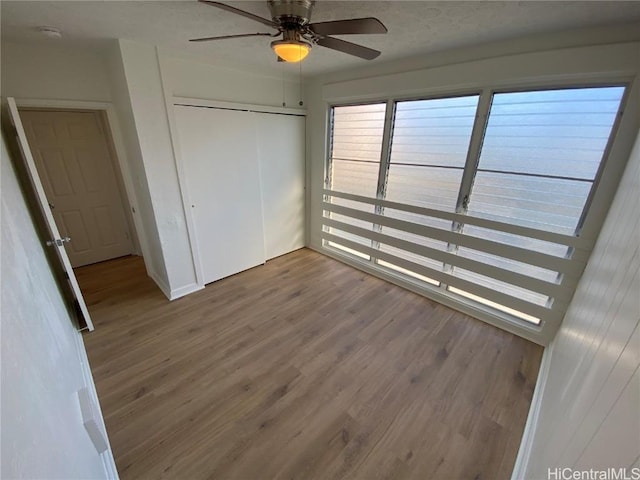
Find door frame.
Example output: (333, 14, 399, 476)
(14, 98, 150, 271)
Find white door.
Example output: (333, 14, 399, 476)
(255, 112, 306, 260)
(174, 105, 266, 285)
(7, 98, 94, 331)
(18, 109, 133, 267)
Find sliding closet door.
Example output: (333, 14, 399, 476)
(174, 106, 265, 284)
(255, 113, 305, 260)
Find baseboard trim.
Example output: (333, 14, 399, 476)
(148, 270, 203, 301)
(74, 333, 119, 479)
(148, 270, 171, 300)
(170, 282, 204, 300)
(511, 343, 554, 480)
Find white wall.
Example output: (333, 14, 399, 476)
(164, 54, 303, 108)
(515, 129, 640, 479)
(105, 41, 170, 292)
(311, 22, 640, 87)
(0, 41, 112, 101)
(118, 40, 199, 298)
(1, 133, 114, 479)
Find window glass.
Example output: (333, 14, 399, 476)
(467, 172, 592, 235)
(385, 95, 480, 210)
(468, 86, 625, 233)
(326, 103, 386, 258)
(329, 103, 386, 197)
(380, 95, 479, 287)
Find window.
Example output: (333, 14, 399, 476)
(386, 96, 479, 210)
(467, 87, 624, 234)
(329, 103, 385, 198)
(452, 87, 625, 319)
(380, 95, 479, 284)
(325, 103, 386, 258)
(323, 85, 626, 330)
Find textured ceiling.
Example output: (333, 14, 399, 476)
(2, 1, 640, 76)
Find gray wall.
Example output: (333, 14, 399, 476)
(1, 133, 110, 479)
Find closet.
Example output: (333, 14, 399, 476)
(174, 104, 305, 285)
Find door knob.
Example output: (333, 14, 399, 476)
(46, 237, 71, 247)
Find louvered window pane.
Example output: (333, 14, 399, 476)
(479, 87, 624, 179)
(469, 86, 625, 234)
(327, 197, 375, 249)
(453, 86, 625, 322)
(390, 95, 479, 168)
(326, 103, 386, 259)
(468, 172, 592, 235)
(330, 159, 379, 197)
(379, 96, 479, 286)
(456, 246, 559, 283)
(330, 103, 386, 197)
(448, 287, 542, 325)
(381, 210, 450, 251)
(453, 267, 548, 306)
(377, 211, 447, 285)
(385, 95, 478, 210)
(386, 166, 462, 212)
(378, 218, 451, 285)
(459, 225, 566, 284)
(326, 241, 370, 260)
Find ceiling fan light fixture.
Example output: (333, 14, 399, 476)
(271, 39, 311, 62)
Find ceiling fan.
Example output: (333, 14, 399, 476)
(190, 0, 388, 63)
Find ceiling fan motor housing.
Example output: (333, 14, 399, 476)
(268, 0, 315, 27)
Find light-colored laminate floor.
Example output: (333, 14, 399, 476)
(78, 248, 542, 480)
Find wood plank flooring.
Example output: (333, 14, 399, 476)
(78, 248, 543, 480)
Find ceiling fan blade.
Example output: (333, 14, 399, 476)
(309, 17, 387, 36)
(316, 36, 381, 60)
(198, 0, 278, 29)
(190, 32, 275, 43)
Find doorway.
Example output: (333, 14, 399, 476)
(18, 108, 135, 267)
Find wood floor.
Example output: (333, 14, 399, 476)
(78, 248, 543, 480)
